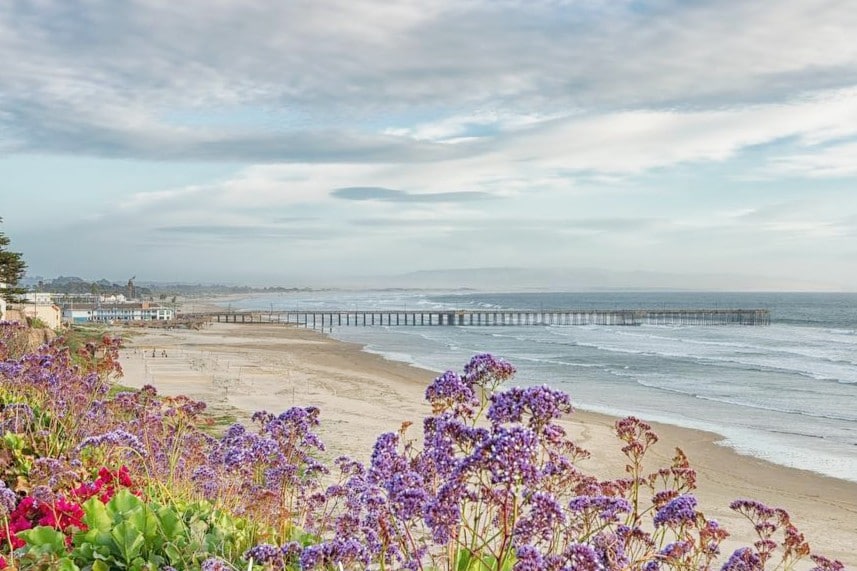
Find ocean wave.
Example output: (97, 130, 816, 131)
(692, 394, 857, 423)
(511, 354, 607, 368)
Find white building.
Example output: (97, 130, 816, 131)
(19, 302, 63, 330)
(23, 292, 54, 304)
(63, 303, 174, 324)
(0, 282, 6, 321)
(100, 294, 127, 303)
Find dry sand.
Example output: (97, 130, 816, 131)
(116, 321, 857, 566)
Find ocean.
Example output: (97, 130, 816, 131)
(230, 291, 857, 483)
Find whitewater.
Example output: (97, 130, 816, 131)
(231, 291, 857, 482)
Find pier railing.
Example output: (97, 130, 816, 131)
(186, 308, 771, 328)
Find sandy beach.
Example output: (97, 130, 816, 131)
(116, 321, 857, 566)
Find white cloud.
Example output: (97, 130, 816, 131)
(3, 0, 857, 162)
(769, 141, 857, 178)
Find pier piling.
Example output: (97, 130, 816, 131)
(205, 308, 770, 329)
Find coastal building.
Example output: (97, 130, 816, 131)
(23, 292, 54, 304)
(100, 294, 127, 303)
(19, 302, 63, 330)
(62, 302, 174, 324)
(0, 282, 6, 321)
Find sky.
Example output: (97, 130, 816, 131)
(1, 0, 856, 290)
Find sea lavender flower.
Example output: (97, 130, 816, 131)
(463, 353, 516, 389)
(245, 543, 285, 567)
(425, 370, 476, 412)
(420, 412, 488, 480)
(368, 432, 408, 482)
(721, 547, 763, 571)
(464, 426, 539, 486)
(0, 402, 34, 432)
(0, 481, 17, 517)
(659, 540, 693, 559)
(653, 494, 698, 528)
(76, 429, 146, 455)
(385, 470, 429, 520)
(615, 416, 659, 459)
(782, 523, 810, 558)
(191, 466, 220, 499)
(563, 543, 604, 571)
(809, 555, 846, 571)
(299, 538, 368, 569)
(514, 492, 566, 543)
(729, 499, 775, 520)
(514, 545, 546, 571)
(335, 455, 365, 478)
(699, 519, 729, 558)
(489, 385, 573, 430)
(200, 558, 230, 571)
(568, 495, 632, 523)
(425, 479, 465, 544)
(264, 406, 326, 452)
(591, 531, 630, 569)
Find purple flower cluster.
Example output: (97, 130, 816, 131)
(0, 402, 35, 433)
(0, 481, 17, 517)
(464, 425, 539, 485)
(463, 352, 516, 389)
(425, 370, 476, 413)
(568, 495, 633, 523)
(76, 429, 145, 456)
(488, 384, 573, 430)
(653, 494, 698, 528)
(0, 330, 844, 571)
(721, 547, 763, 571)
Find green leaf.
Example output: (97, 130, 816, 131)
(82, 497, 113, 531)
(108, 489, 144, 518)
(456, 549, 473, 571)
(164, 543, 183, 564)
(110, 521, 145, 563)
(128, 504, 160, 543)
(55, 558, 81, 571)
(76, 527, 114, 551)
(128, 555, 156, 571)
(3, 431, 23, 449)
(156, 505, 184, 542)
(17, 526, 67, 555)
(92, 560, 111, 571)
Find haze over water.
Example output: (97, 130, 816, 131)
(233, 291, 857, 483)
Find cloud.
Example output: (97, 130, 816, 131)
(331, 187, 494, 202)
(4, 0, 857, 289)
(3, 0, 857, 164)
(156, 224, 335, 241)
(768, 140, 857, 178)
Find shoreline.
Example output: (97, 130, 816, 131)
(116, 321, 857, 565)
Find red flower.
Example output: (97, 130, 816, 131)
(3, 493, 87, 552)
(73, 466, 136, 504)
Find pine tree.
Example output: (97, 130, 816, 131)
(0, 218, 27, 302)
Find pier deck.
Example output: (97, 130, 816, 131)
(187, 308, 770, 329)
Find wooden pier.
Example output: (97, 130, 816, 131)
(188, 308, 770, 329)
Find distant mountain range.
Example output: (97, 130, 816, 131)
(22, 267, 843, 294)
(21, 276, 153, 297)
